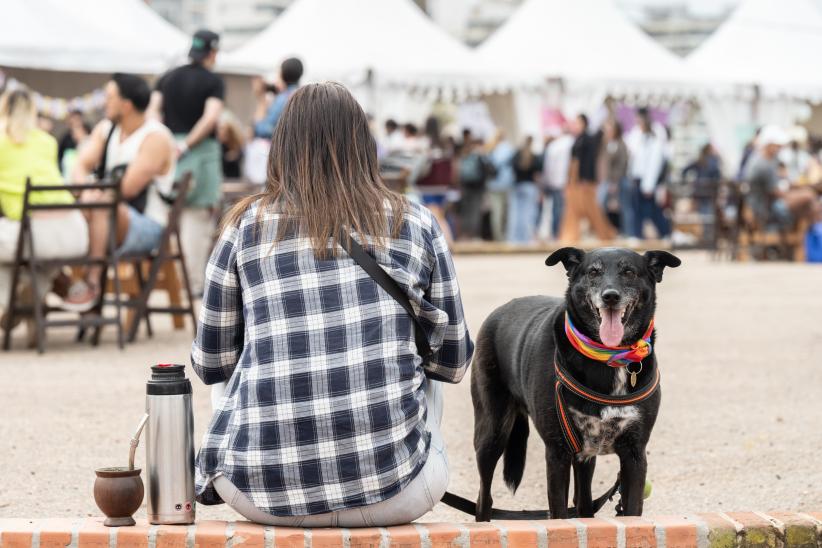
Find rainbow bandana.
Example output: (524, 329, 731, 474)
(564, 312, 654, 367)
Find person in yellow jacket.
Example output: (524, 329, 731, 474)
(0, 88, 88, 326)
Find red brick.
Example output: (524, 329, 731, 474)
(273, 526, 307, 548)
(385, 524, 421, 548)
(347, 527, 384, 548)
(537, 519, 579, 548)
(116, 520, 153, 548)
(194, 521, 227, 548)
(496, 521, 538, 548)
(576, 518, 618, 548)
(0, 519, 37, 548)
(616, 516, 656, 548)
(155, 525, 189, 548)
(464, 522, 502, 548)
(649, 515, 697, 548)
(725, 512, 777, 548)
(77, 518, 111, 548)
(419, 523, 463, 548)
(38, 518, 78, 548)
(311, 529, 345, 548)
(230, 522, 266, 548)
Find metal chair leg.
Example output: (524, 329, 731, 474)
(27, 262, 46, 354)
(133, 260, 154, 338)
(2, 261, 22, 351)
(111, 257, 125, 350)
(90, 266, 109, 347)
(127, 255, 163, 344)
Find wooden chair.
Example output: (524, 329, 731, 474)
(109, 260, 188, 334)
(735, 193, 808, 262)
(118, 173, 197, 343)
(1, 178, 124, 353)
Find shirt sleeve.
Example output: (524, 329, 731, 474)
(253, 94, 286, 138)
(191, 224, 244, 385)
(422, 218, 474, 384)
(208, 74, 225, 101)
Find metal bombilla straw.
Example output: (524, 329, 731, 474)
(129, 414, 150, 471)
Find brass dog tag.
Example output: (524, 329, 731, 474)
(627, 362, 642, 388)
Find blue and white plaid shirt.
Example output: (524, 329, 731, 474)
(192, 200, 473, 516)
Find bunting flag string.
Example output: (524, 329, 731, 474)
(0, 69, 106, 121)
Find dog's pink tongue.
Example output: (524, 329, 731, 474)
(599, 308, 624, 347)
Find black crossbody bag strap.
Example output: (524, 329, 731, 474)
(338, 234, 432, 360)
(95, 122, 118, 181)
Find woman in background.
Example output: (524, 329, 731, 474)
(599, 119, 630, 234)
(485, 129, 516, 242)
(559, 114, 616, 243)
(507, 135, 541, 243)
(0, 88, 88, 327)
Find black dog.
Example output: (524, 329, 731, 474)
(470, 247, 680, 520)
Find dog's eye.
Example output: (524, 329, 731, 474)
(588, 268, 602, 277)
(622, 269, 636, 278)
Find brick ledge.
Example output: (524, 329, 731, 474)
(1, 513, 821, 548)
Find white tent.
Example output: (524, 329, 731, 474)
(0, 0, 188, 74)
(218, 0, 506, 95)
(474, 0, 695, 138)
(686, 0, 822, 101)
(685, 0, 819, 174)
(477, 0, 692, 96)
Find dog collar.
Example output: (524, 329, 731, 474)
(564, 312, 654, 368)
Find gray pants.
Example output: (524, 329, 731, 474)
(486, 190, 508, 242)
(212, 380, 449, 527)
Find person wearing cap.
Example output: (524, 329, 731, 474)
(252, 57, 303, 139)
(744, 125, 820, 230)
(149, 29, 225, 295)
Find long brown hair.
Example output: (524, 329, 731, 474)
(224, 82, 405, 258)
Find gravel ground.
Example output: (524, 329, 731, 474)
(1, 250, 821, 522)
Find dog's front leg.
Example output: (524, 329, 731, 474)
(545, 446, 572, 518)
(617, 446, 647, 516)
(573, 457, 596, 517)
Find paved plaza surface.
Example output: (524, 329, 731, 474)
(1, 251, 821, 521)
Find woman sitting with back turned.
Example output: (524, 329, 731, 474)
(191, 82, 473, 527)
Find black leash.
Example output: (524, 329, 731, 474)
(439, 476, 622, 519)
(338, 234, 625, 519)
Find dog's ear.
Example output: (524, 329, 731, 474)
(644, 250, 681, 283)
(546, 247, 585, 277)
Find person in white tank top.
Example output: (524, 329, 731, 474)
(66, 74, 177, 312)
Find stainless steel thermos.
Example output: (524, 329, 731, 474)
(145, 364, 196, 525)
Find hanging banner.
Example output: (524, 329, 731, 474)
(0, 69, 106, 121)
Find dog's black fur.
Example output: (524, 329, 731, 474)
(470, 247, 680, 520)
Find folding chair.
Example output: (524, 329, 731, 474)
(119, 173, 197, 343)
(1, 178, 124, 353)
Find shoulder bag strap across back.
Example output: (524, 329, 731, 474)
(338, 233, 432, 361)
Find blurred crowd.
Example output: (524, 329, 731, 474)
(377, 107, 676, 246)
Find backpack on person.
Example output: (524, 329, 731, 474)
(459, 153, 492, 188)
